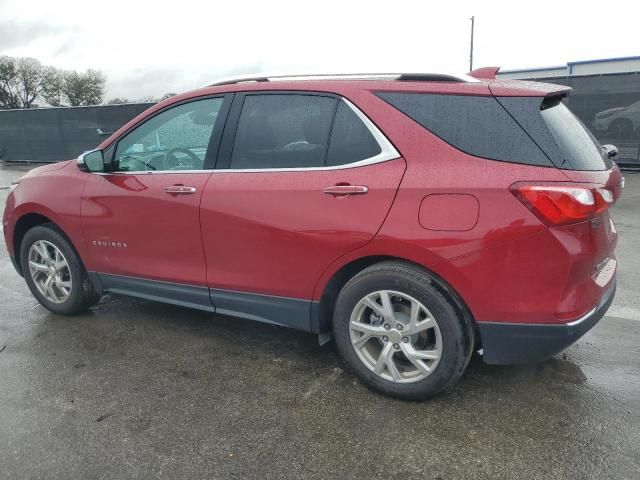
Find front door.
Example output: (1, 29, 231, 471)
(200, 93, 405, 329)
(81, 96, 230, 289)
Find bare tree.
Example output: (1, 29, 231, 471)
(42, 67, 64, 107)
(15, 58, 50, 108)
(0, 57, 19, 108)
(0, 57, 50, 109)
(44, 68, 106, 107)
(1, 56, 51, 109)
(81, 69, 106, 105)
(1, 56, 107, 108)
(61, 70, 85, 106)
(61, 69, 106, 106)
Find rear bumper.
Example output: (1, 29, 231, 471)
(478, 279, 616, 365)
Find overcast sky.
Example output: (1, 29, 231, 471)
(1, 0, 638, 100)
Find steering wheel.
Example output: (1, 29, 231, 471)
(162, 147, 201, 170)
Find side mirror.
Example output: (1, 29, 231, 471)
(603, 144, 618, 158)
(96, 128, 115, 137)
(77, 149, 105, 173)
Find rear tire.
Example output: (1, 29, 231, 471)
(20, 224, 100, 315)
(332, 261, 472, 400)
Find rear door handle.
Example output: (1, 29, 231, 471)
(323, 185, 369, 196)
(164, 185, 197, 195)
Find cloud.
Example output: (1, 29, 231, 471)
(0, 20, 76, 53)
(105, 64, 266, 100)
(2, 0, 640, 101)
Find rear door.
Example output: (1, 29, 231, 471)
(200, 92, 405, 328)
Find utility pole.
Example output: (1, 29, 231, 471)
(469, 16, 475, 71)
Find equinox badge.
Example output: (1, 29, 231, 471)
(92, 240, 128, 248)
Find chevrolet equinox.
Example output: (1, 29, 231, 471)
(2, 70, 622, 399)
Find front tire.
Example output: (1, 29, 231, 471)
(332, 262, 472, 400)
(20, 224, 99, 315)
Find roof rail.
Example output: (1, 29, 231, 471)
(210, 75, 271, 86)
(206, 72, 478, 87)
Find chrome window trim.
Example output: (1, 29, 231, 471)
(94, 170, 210, 175)
(223, 97, 400, 172)
(92, 98, 400, 175)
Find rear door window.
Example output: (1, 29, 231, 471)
(230, 94, 336, 169)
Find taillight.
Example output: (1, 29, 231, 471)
(510, 184, 614, 226)
(595, 188, 614, 213)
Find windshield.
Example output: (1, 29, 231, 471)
(540, 98, 610, 171)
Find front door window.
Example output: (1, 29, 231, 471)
(113, 97, 224, 172)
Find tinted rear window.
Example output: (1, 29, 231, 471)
(539, 98, 609, 171)
(326, 102, 381, 166)
(230, 94, 336, 169)
(377, 92, 553, 167)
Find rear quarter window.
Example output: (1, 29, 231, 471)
(326, 102, 381, 166)
(539, 98, 610, 171)
(494, 95, 610, 171)
(377, 92, 553, 167)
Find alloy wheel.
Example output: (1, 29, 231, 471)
(349, 290, 442, 383)
(28, 240, 72, 304)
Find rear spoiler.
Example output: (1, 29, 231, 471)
(469, 66, 572, 97)
(468, 66, 500, 80)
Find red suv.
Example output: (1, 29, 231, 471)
(2, 71, 622, 399)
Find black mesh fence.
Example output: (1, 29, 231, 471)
(0, 103, 153, 163)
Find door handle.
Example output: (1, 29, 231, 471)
(164, 185, 197, 195)
(323, 185, 369, 196)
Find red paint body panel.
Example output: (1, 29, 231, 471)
(80, 172, 211, 285)
(418, 194, 479, 231)
(200, 159, 406, 298)
(3, 161, 88, 260)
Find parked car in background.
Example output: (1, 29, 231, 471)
(2, 71, 623, 399)
(594, 99, 640, 137)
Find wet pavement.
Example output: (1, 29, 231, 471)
(1, 163, 639, 479)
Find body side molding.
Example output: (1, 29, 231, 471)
(89, 272, 317, 332)
(94, 272, 214, 312)
(210, 288, 314, 332)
